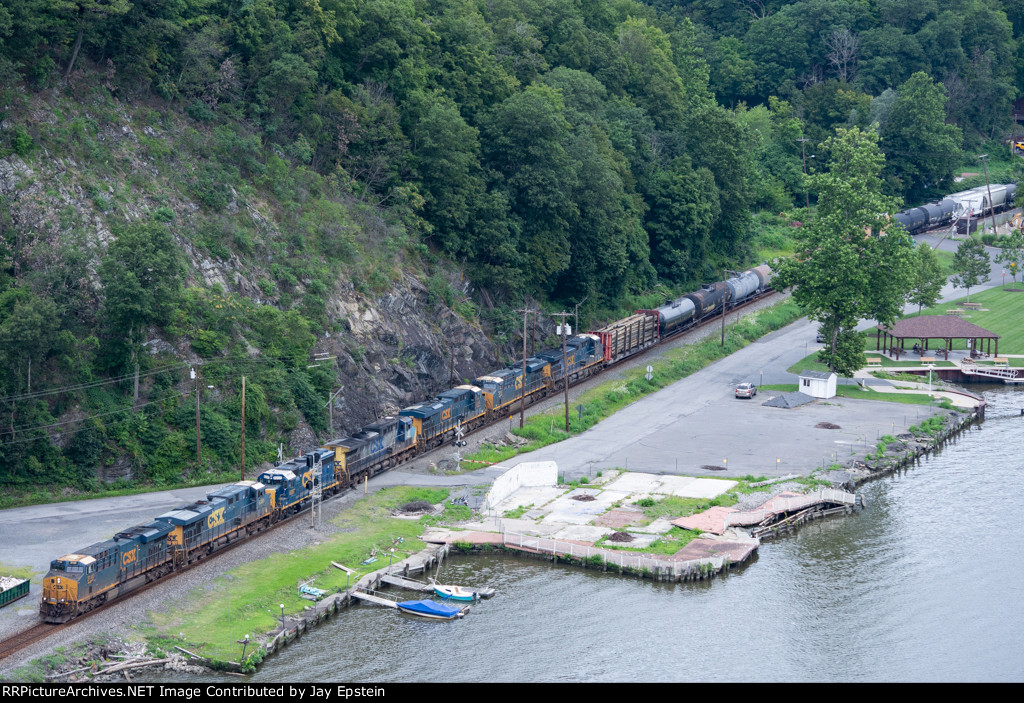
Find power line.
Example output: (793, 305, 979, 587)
(0, 389, 194, 444)
(0, 362, 188, 404)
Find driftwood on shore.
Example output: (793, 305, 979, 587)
(45, 657, 173, 680)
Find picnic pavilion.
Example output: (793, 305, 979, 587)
(876, 317, 1000, 361)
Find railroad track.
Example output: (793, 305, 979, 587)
(0, 501, 331, 663)
(0, 289, 779, 663)
(0, 621, 68, 661)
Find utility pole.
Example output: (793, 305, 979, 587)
(515, 307, 534, 428)
(325, 387, 344, 437)
(573, 296, 589, 336)
(553, 311, 571, 432)
(721, 270, 738, 347)
(978, 154, 997, 236)
(192, 367, 201, 467)
(240, 375, 246, 481)
(797, 137, 811, 211)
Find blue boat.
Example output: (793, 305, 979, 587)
(396, 599, 466, 620)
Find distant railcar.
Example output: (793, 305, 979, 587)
(39, 265, 775, 625)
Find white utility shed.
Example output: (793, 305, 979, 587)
(798, 370, 837, 399)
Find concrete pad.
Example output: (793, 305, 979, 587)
(604, 472, 736, 498)
(671, 506, 738, 535)
(541, 487, 629, 525)
(674, 537, 757, 563)
(551, 525, 613, 543)
(604, 472, 665, 494)
(541, 498, 610, 525)
(495, 517, 551, 535)
(593, 508, 644, 529)
(672, 477, 737, 499)
(632, 517, 676, 535)
(491, 485, 564, 513)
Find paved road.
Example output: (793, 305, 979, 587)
(494, 232, 1007, 480)
(0, 232, 1007, 628)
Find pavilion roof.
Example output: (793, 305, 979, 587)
(876, 316, 999, 339)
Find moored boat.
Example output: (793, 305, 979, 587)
(429, 577, 495, 601)
(432, 583, 479, 602)
(396, 599, 466, 620)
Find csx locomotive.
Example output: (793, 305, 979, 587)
(40, 265, 772, 623)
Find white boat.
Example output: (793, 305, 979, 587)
(429, 577, 495, 601)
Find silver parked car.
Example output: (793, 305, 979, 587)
(735, 382, 757, 399)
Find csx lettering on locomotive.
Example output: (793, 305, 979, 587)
(207, 507, 225, 528)
(40, 266, 772, 623)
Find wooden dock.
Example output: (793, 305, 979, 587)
(380, 574, 433, 592)
(350, 590, 399, 609)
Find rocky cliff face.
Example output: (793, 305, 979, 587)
(0, 88, 501, 468)
(317, 273, 498, 441)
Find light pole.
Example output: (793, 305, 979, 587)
(279, 603, 285, 631)
(191, 367, 200, 466)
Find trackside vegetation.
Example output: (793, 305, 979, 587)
(467, 299, 804, 466)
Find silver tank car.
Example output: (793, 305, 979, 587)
(725, 269, 762, 302)
(655, 297, 696, 335)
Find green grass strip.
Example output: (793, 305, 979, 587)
(466, 299, 805, 466)
(145, 486, 453, 664)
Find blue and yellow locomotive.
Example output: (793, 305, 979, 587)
(39, 266, 773, 624)
(41, 480, 272, 623)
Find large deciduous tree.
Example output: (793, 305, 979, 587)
(880, 72, 962, 203)
(773, 127, 916, 376)
(907, 243, 946, 314)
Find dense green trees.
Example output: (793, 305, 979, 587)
(99, 222, 184, 401)
(0, 0, 1020, 492)
(881, 73, 963, 202)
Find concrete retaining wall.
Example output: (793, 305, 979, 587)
(484, 461, 557, 511)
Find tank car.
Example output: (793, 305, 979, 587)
(724, 269, 762, 303)
(894, 207, 928, 234)
(686, 281, 730, 319)
(749, 265, 773, 292)
(653, 298, 696, 336)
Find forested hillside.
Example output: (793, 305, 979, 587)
(0, 0, 1019, 498)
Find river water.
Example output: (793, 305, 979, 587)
(182, 387, 1024, 682)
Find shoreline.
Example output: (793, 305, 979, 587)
(6, 395, 984, 681)
(0, 280, 1010, 680)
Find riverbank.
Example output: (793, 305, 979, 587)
(4, 396, 980, 681)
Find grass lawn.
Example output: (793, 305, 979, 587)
(759, 383, 955, 409)
(914, 286, 1024, 354)
(145, 486, 456, 665)
(932, 248, 955, 276)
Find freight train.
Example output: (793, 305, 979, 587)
(39, 265, 773, 623)
(893, 183, 1018, 235)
